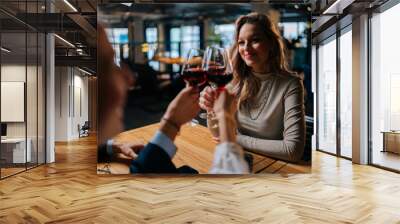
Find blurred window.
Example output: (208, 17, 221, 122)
(213, 24, 235, 48)
(169, 26, 200, 72)
(181, 26, 200, 58)
(145, 27, 159, 70)
(318, 36, 337, 155)
(106, 28, 129, 65)
(370, 3, 400, 171)
(279, 22, 307, 48)
(170, 27, 181, 72)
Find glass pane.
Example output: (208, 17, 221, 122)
(1, 30, 28, 177)
(38, 33, 45, 165)
(181, 26, 200, 58)
(213, 24, 235, 48)
(27, 31, 38, 169)
(105, 28, 129, 65)
(340, 30, 352, 158)
(318, 37, 337, 154)
(170, 28, 181, 72)
(371, 3, 400, 171)
(145, 27, 159, 70)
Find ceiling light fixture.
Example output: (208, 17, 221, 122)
(322, 0, 342, 14)
(1, 47, 11, 53)
(121, 3, 133, 7)
(78, 67, 93, 76)
(54, 34, 75, 48)
(322, 0, 354, 15)
(63, 0, 78, 12)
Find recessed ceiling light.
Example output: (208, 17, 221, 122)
(121, 3, 133, 7)
(78, 67, 93, 76)
(1, 47, 11, 53)
(63, 0, 78, 12)
(322, 0, 350, 15)
(54, 34, 75, 48)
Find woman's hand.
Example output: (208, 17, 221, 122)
(161, 86, 201, 141)
(163, 86, 201, 127)
(213, 90, 238, 143)
(199, 86, 217, 112)
(213, 89, 238, 118)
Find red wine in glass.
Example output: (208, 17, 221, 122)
(206, 66, 233, 90)
(181, 48, 207, 124)
(181, 67, 206, 87)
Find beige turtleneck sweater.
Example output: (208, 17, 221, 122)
(208, 72, 305, 162)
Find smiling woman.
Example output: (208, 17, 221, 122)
(201, 13, 306, 163)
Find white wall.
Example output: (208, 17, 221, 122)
(54, 67, 89, 141)
(55, 66, 69, 141)
(1, 65, 35, 138)
(1, 64, 45, 164)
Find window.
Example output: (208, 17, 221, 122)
(370, 3, 400, 171)
(181, 26, 200, 59)
(105, 28, 129, 65)
(0, 1, 46, 179)
(279, 22, 308, 48)
(169, 26, 200, 72)
(317, 37, 337, 154)
(145, 27, 159, 70)
(170, 27, 181, 72)
(213, 24, 235, 48)
(339, 29, 352, 158)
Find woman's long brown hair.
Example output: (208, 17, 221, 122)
(230, 12, 294, 108)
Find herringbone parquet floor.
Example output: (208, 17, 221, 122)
(1, 135, 400, 223)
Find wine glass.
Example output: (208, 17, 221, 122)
(181, 48, 206, 125)
(201, 46, 233, 124)
(181, 48, 206, 87)
(203, 46, 233, 92)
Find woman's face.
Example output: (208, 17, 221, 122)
(237, 23, 269, 73)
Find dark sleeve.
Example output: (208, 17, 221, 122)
(129, 143, 178, 173)
(97, 144, 110, 163)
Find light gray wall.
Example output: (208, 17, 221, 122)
(352, 14, 369, 164)
(54, 67, 89, 141)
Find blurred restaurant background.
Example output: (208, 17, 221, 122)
(98, 3, 312, 130)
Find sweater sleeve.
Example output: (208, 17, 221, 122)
(209, 142, 250, 174)
(236, 78, 305, 162)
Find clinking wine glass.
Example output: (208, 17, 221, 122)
(181, 48, 206, 87)
(203, 46, 233, 91)
(181, 48, 207, 125)
(201, 46, 234, 125)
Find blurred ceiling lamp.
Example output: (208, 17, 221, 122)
(63, 0, 78, 12)
(1, 47, 11, 53)
(142, 43, 149, 53)
(76, 48, 85, 55)
(121, 3, 133, 7)
(54, 34, 75, 48)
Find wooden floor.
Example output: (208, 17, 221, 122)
(1, 136, 400, 223)
(1, 167, 25, 178)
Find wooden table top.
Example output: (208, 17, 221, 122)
(97, 123, 311, 174)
